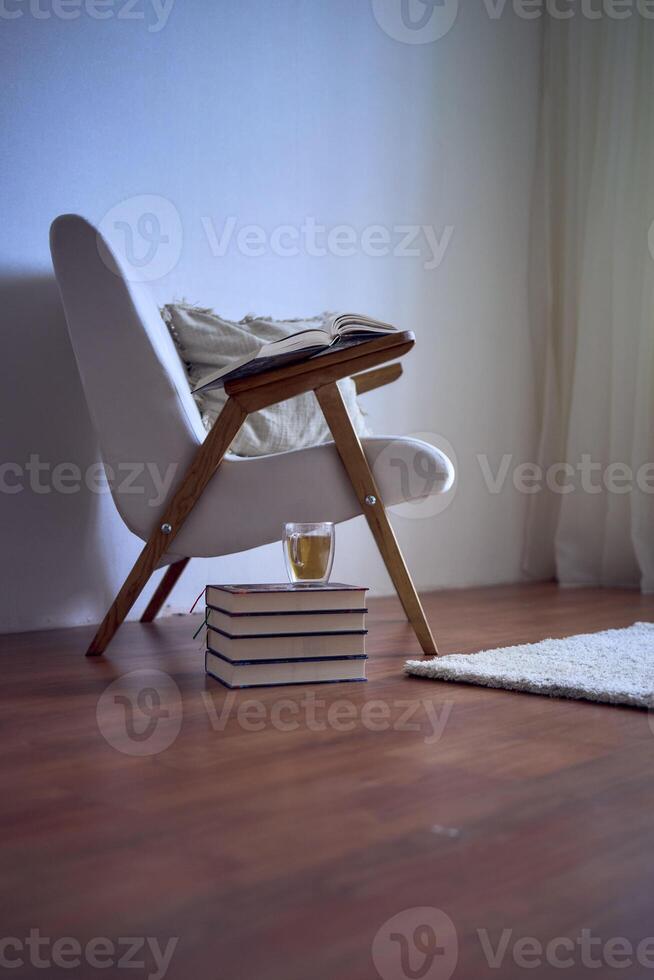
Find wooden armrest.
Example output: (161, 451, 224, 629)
(226, 331, 415, 413)
(352, 362, 403, 395)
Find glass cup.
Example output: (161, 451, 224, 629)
(283, 522, 335, 585)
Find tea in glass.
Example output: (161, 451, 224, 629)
(283, 522, 335, 584)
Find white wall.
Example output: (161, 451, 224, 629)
(0, 0, 542, 632)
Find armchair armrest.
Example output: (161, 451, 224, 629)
(226, 331, 415, 413)
(352, 362, 403, 395)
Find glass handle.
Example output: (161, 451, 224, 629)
(290, 532, 303, 568)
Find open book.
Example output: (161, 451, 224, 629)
(192, 313, 397, 392)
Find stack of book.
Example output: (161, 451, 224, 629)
(203, 583, 368, 688)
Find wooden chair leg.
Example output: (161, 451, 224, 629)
(315, 382, 439, 657)
(140, 558, 190, 623)
(86, 398, 247, 657)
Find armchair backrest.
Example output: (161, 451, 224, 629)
(50, 214, 205, 533)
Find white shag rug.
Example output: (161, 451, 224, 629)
(405, 622, 654, 708)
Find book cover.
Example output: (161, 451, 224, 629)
(206, 583, 368, 615)
(205, 649, 367, 689)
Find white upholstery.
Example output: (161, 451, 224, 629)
(50, 214, 454, 562)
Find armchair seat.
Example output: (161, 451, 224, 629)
(157, 437, 453, 561)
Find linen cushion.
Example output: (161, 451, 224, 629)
(162, 303, 370, 457)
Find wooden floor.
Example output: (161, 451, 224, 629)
(2, 583, 654, 979)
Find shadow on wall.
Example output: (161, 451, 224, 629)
(0, 274, 140, 634)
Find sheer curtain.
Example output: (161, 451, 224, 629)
(524, 17, 654, 592)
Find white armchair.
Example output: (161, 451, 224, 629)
(50, 214, 454, 656)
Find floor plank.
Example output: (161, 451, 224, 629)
(1, 583, 654, 979)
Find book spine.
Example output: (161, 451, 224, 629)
(206, 603, 368, 618)
(205, 670, 367, 690)
(207, 624, 367, 640)
(206, 649, 367, 667)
